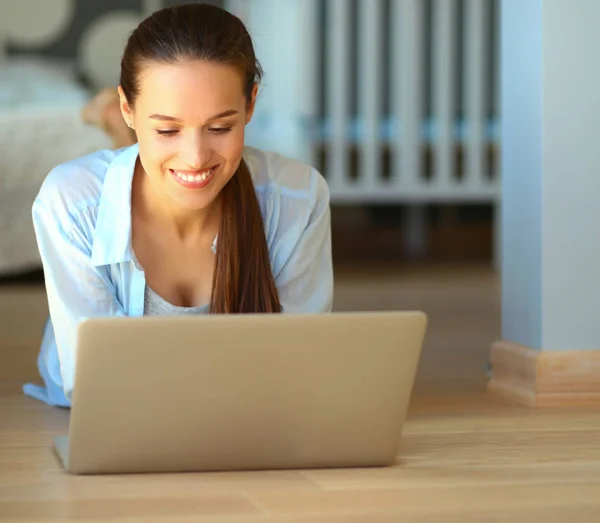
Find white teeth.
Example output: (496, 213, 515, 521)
(174, 168, 213, 183)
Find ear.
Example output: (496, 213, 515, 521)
(245, 83, 258, 125)
(117, 85, 135, 129)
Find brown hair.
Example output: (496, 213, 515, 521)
(120, 3, 281, 313)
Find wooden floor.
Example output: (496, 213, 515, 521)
(2, 264, 600, 522)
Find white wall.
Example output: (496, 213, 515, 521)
(502, 0, 600, 350)
(501, 0, 543, 349)
(542, 0, 600, 350)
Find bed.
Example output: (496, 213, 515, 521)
(0, 59, 113, 275)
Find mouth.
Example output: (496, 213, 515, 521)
(169, 166, 217, 189)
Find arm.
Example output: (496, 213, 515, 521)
(274, 169, 333, 313)
(32, 193, 126, 402)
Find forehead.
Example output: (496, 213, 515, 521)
(135, 59, 246, 116)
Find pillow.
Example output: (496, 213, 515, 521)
(0, 57, 90, 109)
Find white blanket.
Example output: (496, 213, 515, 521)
(0, 59, 112, 275)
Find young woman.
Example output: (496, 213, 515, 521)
(24, 3, 333, 407)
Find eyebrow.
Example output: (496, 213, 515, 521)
(148, 109, 239, 122)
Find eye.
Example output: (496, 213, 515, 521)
(209, 127, 232, 135)
(156, 129, 178, 136)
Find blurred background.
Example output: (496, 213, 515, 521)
(0, 0, 500, 387)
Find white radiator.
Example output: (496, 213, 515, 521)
(229, 0, 500, 204)
(312, 0, 500, 203)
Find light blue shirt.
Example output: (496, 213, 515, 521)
(24, 144, 333, 407)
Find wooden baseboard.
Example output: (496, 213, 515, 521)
(487, 340, 600, 407)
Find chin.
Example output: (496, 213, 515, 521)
(166, 178, 221, 209)
(174, 196, 217, 212)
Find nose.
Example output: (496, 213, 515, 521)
(181, 131, 211, 169)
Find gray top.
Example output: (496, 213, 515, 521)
(144, 285, 209, 316)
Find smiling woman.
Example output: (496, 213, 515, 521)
(24, 3, 333, 407)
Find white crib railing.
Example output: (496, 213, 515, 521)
(233, 0, 500, 206)
(313, 0, 500, 203)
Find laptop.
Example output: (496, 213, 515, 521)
(53, 311, 427, 474)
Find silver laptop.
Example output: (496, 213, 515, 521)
(53, 311, 427, 474)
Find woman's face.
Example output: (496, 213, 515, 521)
(120, 59, 256, 212)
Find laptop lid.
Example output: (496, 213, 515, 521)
(64, 311, 427, 474)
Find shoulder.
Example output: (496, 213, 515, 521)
(32, 146, 129, 236)
(243, 147, 331, 269)
(34, 148, 118, 212)
(243, 146, 329, 209)
(34, 148, 120, 208)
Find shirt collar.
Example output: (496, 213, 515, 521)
(90, 144, 139, 267)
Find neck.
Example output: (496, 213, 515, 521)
(133, 161, 221, 243)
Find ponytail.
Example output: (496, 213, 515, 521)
(209, 160, 282, 313)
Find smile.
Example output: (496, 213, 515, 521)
(169, 166, 217, 188)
